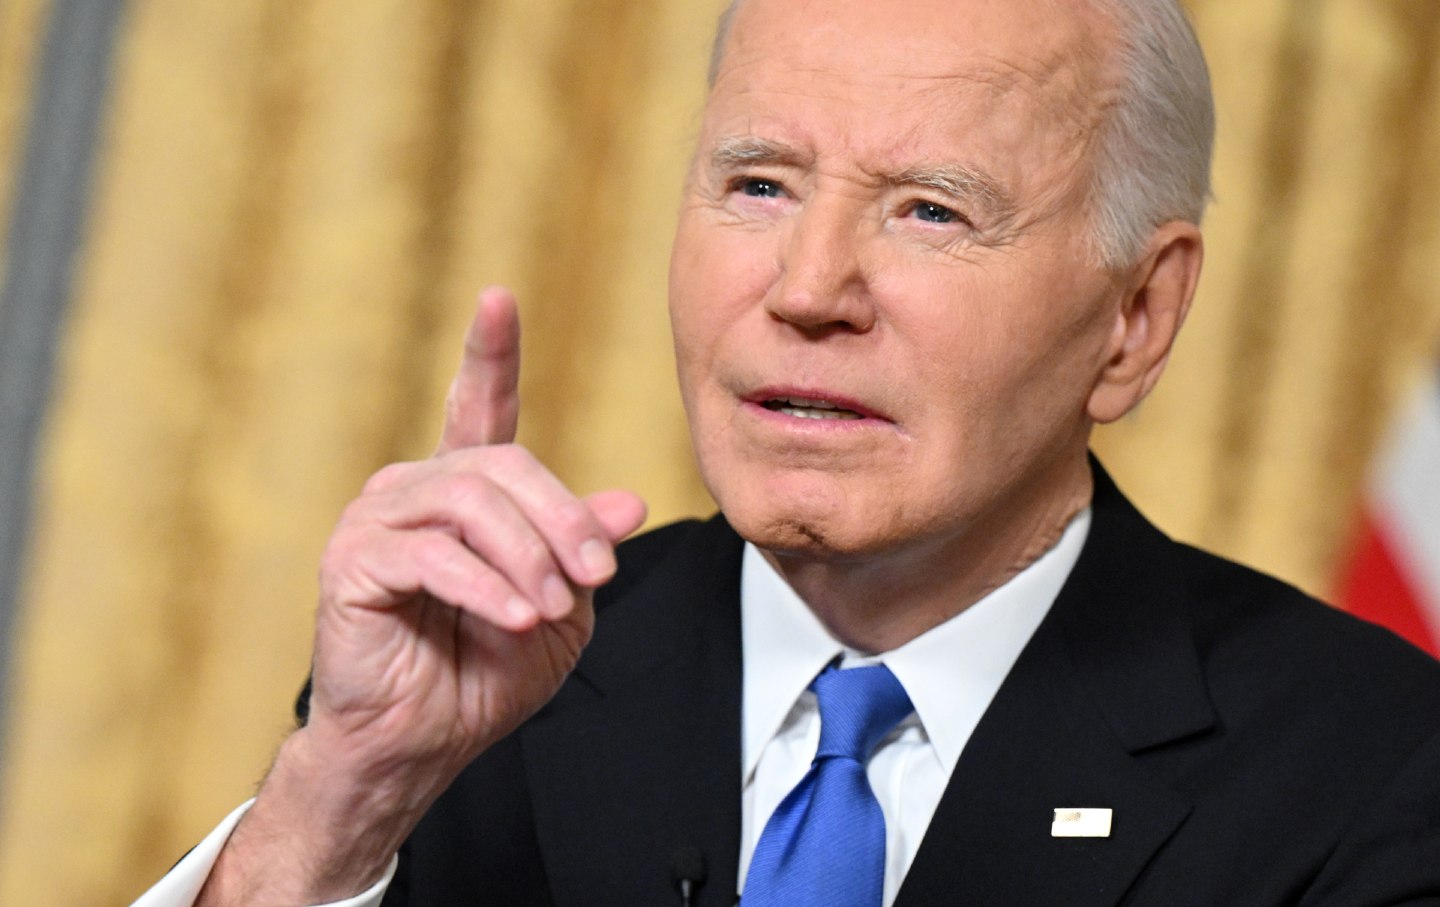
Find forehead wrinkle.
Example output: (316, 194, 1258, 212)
(947, 48, 1111, 130)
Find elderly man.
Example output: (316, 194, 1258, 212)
(136, 0, 1440, 905)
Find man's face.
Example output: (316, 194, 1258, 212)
(670, 0, 1129, 563)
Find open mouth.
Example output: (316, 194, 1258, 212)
(761, 396, 865, 421)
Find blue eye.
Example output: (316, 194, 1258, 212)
(914, 201, 957, 224)
(740, 179, 785, 198)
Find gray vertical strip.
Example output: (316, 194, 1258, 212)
(0, 0, 130, 760)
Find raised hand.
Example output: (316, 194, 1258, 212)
(309, 285, 645, 769)
(197, 287, 646, 905)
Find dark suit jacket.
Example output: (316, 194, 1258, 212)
(366, 466, 1440, 906)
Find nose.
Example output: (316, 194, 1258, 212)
(766, 197, 876, 335)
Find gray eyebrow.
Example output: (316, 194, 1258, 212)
(709, 136, 809, 169)
(708, 136, 1017, 224)
(890, 164, 1016, 222)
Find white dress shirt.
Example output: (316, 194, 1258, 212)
(130, 510, 1089, 907)
(738, 509, 1089, 904)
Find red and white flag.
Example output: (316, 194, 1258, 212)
(1337, 373, 1440, 657)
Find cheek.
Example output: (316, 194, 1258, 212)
(885, 270, 1105, 455)
(669, 218, 780, 364)
(876, 268, 1011, 398)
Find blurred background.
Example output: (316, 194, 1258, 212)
(1, 0, 1438, 902)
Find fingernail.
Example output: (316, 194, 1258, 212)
(579, 539, 615, 582)
(543, 575, 571, 617)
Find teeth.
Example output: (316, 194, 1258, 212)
(783, 396, 838, 410)
(764, 396, 863, 420)
(778, 406, 862, 420)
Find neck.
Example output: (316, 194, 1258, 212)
(762, 464, 1093, 654)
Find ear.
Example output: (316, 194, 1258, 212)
(1086, 221, 1204, 424)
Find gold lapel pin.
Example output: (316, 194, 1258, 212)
(1051, 807, 1113, 838)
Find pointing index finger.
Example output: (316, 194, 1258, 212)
(437, 286, 522, 454)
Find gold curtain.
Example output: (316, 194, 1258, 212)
(1096, 0, 1440, 589)
(0, 1, 1436, 902)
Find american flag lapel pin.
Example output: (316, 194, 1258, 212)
(1051, 807, 1113, 838)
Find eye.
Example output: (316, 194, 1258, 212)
(736, 178, 786, 199)
(912, 201, 959, 224)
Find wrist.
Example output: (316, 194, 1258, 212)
(196, 728, 444, 906)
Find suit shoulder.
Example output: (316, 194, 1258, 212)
(1166, 538, 1440, 714)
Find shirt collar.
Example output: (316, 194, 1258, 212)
(741, 508, 1091, 781)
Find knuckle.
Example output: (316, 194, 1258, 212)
(406, 532, 449, 571)
(409, 535, 470, 591)
(511, 532, 555, 577)
(320, 523, 368, 575)
(547, 498, 595, 537)
(463, 568, 511, 609)
(336, 494, 376, 527)
(484, 443, 535, 474)
(317, 545, 347, 585)
(438, 472, 496, 513)
(318, 528, 389, 606)
(362, 460, 423, 498)
(361, 461, 417, 495)
(407, 533, 514, 612)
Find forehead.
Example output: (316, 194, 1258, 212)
(718, 0, 1117, 87)
(706, 0, 1120, 182)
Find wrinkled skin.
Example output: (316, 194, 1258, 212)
(194, 0, 1202, 902)
(196, 289, 646, 904)
(670, 0, 1201, 649)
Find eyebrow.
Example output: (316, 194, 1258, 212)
(709, 135, 810, 169)
(708, 135, 1017, 223)
(890, 164, 1016, 223)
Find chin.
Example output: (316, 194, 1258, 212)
(715, 475, 907, 563)
(735, 512, 845, 557)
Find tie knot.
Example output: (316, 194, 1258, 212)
(811, 664, 913, 763)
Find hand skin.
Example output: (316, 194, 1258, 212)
(195, 287, 647, 906)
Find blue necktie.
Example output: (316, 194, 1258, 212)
(742, 663, 914, 907)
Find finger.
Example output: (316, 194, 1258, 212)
(583, 490, 648, 543)
(469, 445, 633, 587)
(437, 286, 521, 455)
(365, 447, 644, 591)
(360, 460, 425, 496)
(328, 526, 540, 632)
(364, 468, 578, 621)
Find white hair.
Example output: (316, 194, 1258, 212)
(706, 0, 1214, 269)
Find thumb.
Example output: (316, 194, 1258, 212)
(584, 489, 648, 544)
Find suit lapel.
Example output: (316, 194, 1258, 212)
(521, 517, 745, 907)
(897, 464, 1215, 907)
(518, 464, 1215, 906)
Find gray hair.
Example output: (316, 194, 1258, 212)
(706, 0, 1214, 269)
